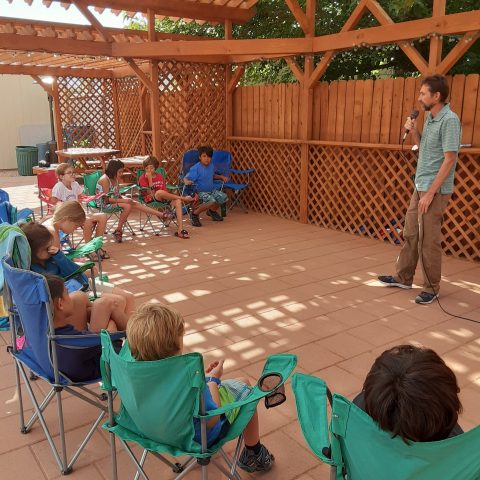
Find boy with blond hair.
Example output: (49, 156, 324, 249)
(126, 302, 275, 473)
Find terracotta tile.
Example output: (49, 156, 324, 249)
(289, 344, 343, 373)
(316, 332, 373, 359)
(349, 321, 404, 347)
(337, 351, 378, 380)
(311, 365, 364, 398)
(0, 447, 46, 479)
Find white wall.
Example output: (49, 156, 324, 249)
(0, 75, 51, 170)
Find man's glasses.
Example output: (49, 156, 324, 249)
(258, 373, 286, 409)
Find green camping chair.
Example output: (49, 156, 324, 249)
(100, 331, 297, 479)
(292, 373, 480, 480)
(83, 171, 135, 237)
(135, 167, 180, 235)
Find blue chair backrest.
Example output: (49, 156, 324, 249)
(0, 189, 9, 203)
(181, 150, 200, 177)
(2, 258, 56, 381)
(212, 150, 232, 177)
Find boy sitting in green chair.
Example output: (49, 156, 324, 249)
(126, 302, 275, 473)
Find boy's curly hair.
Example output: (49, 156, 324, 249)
(142, 156, 159, 170)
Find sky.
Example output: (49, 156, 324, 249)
(2, 1, 129, 28)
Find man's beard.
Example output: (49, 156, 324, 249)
(421, 102, 432, 111)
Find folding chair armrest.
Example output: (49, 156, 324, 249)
(119, 184, 135, 194)
(65, 237, 103, 259)
(230, 168, 255, 175)
(166, 184, 179, 191)
(291, 373, 335, 466)
(62, 262, 95, 282)
(199, 353, 297, 419)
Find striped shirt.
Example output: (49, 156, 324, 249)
(415, 104, 461, 194)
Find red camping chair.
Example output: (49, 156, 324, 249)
(37, 170, 57, 217)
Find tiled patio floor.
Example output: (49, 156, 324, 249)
(1, 175, 480, 479)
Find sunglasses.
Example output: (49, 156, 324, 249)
(258, 372, 286, 409)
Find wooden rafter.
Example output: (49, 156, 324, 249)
(227, 65, 245, 93)
(436, 31, 480, 75)
(307, 0, 368, 88)
(366, 0, 428, 74)
(47, 0, 255, 24)
(72, 1, 114, 42)
(285, 57, 304, 83)
(429, 0, 446, 70)
(109, 11, 480, 60)
(285, 0, 310, 36)
(0, 64, 113, 77)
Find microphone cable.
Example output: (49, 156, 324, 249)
(399, 137, 480, 325)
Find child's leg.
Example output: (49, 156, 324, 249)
(83, 217, 95, 243)
(89, 212, 108, 237)
(88, 293, 128, 332)
(113, 200, 132, 232)
(110, 287, 135, 316)
(154, 190, 194, 203)
(131, 199, 167, 217)
(65, 291, 90, 332)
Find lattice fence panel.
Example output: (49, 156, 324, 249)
(229, 140, 301, 221)
(115, 77, 142, 156)
(154, 61, 226, 181)
(57, 77, 116, 148)
(308, 145, 480, 262)
(442, 152, 480, 261)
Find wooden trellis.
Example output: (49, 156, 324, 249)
(229, 139, 480, 262)
(56, 77, 116, 149)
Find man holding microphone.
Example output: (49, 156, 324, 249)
(378, 74, 461, 304)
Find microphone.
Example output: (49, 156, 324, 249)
(402, 110, 419, 142)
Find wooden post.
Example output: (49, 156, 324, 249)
(429, 0, 446, 72)
(111, 79, 121, 151)
(299, 0, 315, 224)
(52, 78, 64, 152)
(147, 9, 161, 159)
(225, 20, 233, 149)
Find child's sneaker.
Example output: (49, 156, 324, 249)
(190, 213, 202, 227)
(238, 444, 274, 473)
(206, 209, 223, 222)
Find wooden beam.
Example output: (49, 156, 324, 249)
(124, 58, 154, 90)
(149, 61, 161, 158)
(227, 66, 245, 93)
(31, 75, 53, 95)
(72, 0, 114, 42)
(147, 8, 156, 42)
(366, 0, 428, 73)
(0, 16, 211, 42)
(305, 0, 316, 36)
(52, 78, 64, 150)
(285, 57, 304, 83)
(225, 20, 233, 41)
(429, 0, 446, 70)
(0, 32, 111, 57)
(0, 64, 113, 77)
(285, 0, 309, 36)
(48, 0, 255, 24)
(436, 31, 480, 75)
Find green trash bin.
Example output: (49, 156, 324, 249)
(16, 146, 39, 176)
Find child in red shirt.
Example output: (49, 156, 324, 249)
(138, 156, 197, 239)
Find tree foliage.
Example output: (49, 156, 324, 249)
(124, 0, 479, 84)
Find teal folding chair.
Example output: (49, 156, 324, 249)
(101, 332, 297, 479)
(292, 373, 480, 480)
(83, 171, 135, 236)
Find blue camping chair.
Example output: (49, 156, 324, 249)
(0, 188, 35, 224)
(2, 257, 124, 475)
(212, 150, 255, 213)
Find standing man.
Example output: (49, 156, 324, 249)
(378, 75, 461, 304)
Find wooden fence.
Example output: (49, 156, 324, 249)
(233, 74, 480, 146)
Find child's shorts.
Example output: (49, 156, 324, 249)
(219, 379, 251, 424)
(198, 190, 228, 205)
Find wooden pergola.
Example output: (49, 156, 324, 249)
(1, 0, 479, 262)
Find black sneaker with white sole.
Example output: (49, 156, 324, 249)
(415, 291, 438, 305)
(378, 275, 412, 289)
(190, 213, 202, 227)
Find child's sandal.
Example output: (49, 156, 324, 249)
(112, 230, 123, 243)
(174, 229, 190, 239)
(98, 248, 110, 259)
